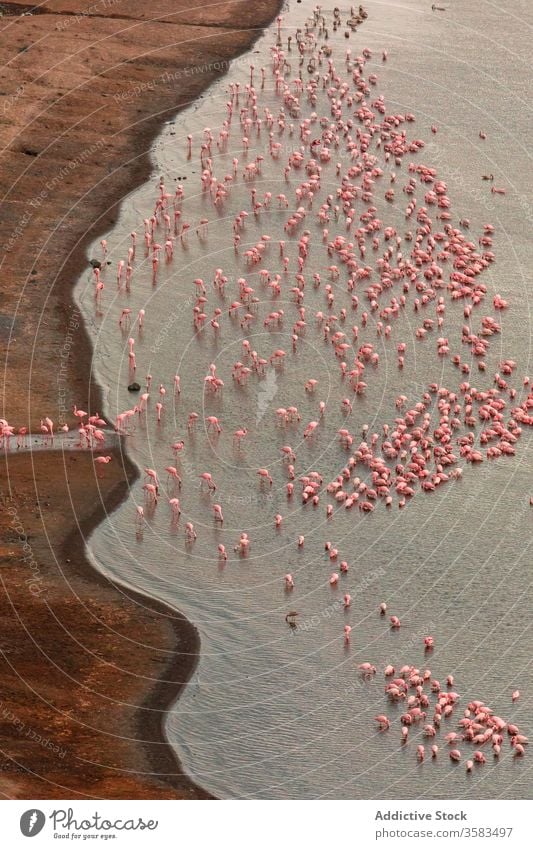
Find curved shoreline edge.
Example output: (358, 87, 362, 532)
(63, 439, 213, 799)
(0, 0, 282, 799)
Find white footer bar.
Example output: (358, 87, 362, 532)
(3, 799, 529, 848)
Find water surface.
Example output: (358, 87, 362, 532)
(76, 0, 532, 799)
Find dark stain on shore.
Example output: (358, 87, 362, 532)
(0, 314, 19, 342)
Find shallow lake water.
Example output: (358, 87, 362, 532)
(76, 0, 532, 799)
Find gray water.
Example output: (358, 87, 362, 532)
(75, 0, 532, 799)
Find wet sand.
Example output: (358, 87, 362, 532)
(0, 0, 280, 798)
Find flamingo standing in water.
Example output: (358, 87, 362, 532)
(41, 5, 532, 787)
(257, 468, 273, 486)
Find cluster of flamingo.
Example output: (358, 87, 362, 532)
(116, 7, 532, 775)
(100, 1, 531, 536)
(4, 3, 528, 780)
(370, 645, 526, 769)
(0, 408, 109, 463)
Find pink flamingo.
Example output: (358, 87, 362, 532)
(206, 416, 222, 433)
(144, 468, 159, 492)
(165, 466, 182, 488)
(233, 427, 248, 443)
(199, 472, 217, 492)
(169, 498, 181, 519)
(94, 456, 112, 476)
(73, 405, 87, 420)
(185, 522, 197, 541)
(135, 505, 144, 530)
(143, 483, 158, 503)
(257, 468, 273, 486)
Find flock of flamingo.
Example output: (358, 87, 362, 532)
(2, 4, 529, 774)
(370, 653, 526, 770)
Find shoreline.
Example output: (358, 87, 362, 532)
(0, 0, 282, 799)
(60, 439, 212, 798)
